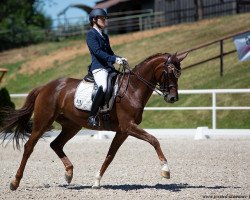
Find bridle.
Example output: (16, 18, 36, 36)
(119, 56, 181, 98)
(159, 56, 181, 96)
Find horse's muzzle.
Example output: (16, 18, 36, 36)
(164, 93, 179, 103)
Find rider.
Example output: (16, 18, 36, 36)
(86, 8, 127, 127)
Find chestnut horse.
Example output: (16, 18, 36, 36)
(0, 52, 188, 190)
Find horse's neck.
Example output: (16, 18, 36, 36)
(132, 55, 165, 87)
(129, 56, 164, 106)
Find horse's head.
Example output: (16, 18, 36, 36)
(157, 52, 188, 103)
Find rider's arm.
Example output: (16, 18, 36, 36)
(87, 32, 116, 63)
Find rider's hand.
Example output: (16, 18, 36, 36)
(121, 57, 127, 62)
(116, 57, 127, 65)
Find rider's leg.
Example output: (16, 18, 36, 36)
(92, 68, 108, 93)
(87, 86, 105, 127)
(87, 69, 108, 127)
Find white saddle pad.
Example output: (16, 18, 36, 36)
(74, 80, 118, 112)
(74, 81, 94, 111)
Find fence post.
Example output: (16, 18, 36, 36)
(236, 0, 240, 13)
(195, 0, 204, 21)
(220, 40, 224, 76)
(0, 68, 8, 83)
(139, 16, 143, 31)
(212, 92, 216, 130)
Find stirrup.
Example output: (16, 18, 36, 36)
(87, 116, 100, 127)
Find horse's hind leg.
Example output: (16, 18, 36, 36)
(92, 131, 128, 188)
(50, 116, 81, 184)
(10, 115, 56, 190)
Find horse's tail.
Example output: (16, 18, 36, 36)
(0, 86, 42, 150)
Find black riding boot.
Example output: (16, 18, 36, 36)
(87, 86, 105, 127)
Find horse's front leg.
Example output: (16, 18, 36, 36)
(92, 131, 128, 189)
(127, 122, 170, 179)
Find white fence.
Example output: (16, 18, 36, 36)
(10, 89, 250, 130)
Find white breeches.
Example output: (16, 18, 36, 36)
(92, 68, 109, 92)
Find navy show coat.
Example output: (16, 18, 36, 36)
(86, 28, 116, 71)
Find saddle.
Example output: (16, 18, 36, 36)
(74, 70, 118, 113)
(83, 70, 118, 110)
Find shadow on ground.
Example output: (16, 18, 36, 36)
(58, 183, 239, 192)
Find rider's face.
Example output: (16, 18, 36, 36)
(96, 16, 107, 29)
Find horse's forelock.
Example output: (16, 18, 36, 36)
(169, 54, 181, 70)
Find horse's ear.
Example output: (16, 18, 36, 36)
(177, 52, 189, 62)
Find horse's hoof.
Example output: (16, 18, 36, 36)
(10, 182, 18, 191)
(92, 185, 101, 189)
(161, 170, 170, 179)
(65, 173, 73, 184)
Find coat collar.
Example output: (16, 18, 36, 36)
(93, 26, 103, 37)
(92, 28, 106, 41)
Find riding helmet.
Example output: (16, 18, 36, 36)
(89, 8, 108, 23)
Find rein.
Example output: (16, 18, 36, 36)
(116, 64, 131, 99)
(121, 62, 166, 96)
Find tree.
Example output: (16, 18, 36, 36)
(0, 0, 52, 51)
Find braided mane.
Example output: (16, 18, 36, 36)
(133, 53, 170, 71)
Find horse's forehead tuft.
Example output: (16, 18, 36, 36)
(172, 58, 181, 69)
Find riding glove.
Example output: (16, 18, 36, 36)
(116, 57, 127, 65)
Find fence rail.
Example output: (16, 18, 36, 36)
(180, 29, 250, 76)
(10, 89, 250, 130)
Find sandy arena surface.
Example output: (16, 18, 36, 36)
(0, 135, 249, 200)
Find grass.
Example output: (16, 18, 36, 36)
(1, 13, 250, 129)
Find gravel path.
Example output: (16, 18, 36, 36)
(0, 135, 249, 200)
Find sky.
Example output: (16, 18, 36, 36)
(43, 0, 96, 26)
